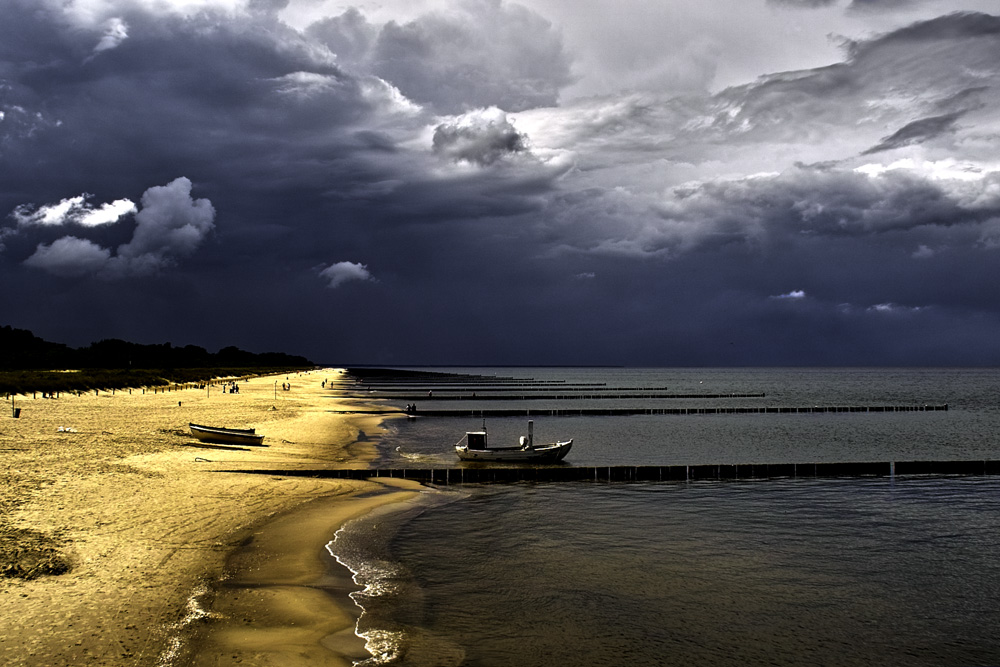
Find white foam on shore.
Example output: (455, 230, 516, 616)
(326, 506, 413, 665)
(325, 487, 466, 665)
(155, 581, 218, 666)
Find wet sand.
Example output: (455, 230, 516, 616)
(186, 477, 422, 667)
(0, 369, 413, 666)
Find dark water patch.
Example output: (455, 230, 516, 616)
(341, 478, 1000, 666)
(326, 368, 1000, 666)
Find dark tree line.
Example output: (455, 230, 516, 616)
(0, 325, 312, 370)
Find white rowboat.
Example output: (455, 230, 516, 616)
(189, 422, 265, 446)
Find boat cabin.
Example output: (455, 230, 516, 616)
(467, 430, 488, 450)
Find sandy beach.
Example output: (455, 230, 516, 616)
(0, 369, 415, 666)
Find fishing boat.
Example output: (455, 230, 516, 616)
(189, 422, 265, 446)
(455, 420, 572, 462)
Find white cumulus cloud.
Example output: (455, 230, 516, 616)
(116, 176, 215, 262)
(21, 177, 214, 278)
(432, 107, 528, 166)
(80, 199, 139, 226)
(12, 194, 136, 227)
(318, 261, 373, 288)
(23, 236, 112, 277)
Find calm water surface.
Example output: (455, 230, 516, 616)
(329, 368, 1000, 666)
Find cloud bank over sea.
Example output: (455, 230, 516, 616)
(3, 0, 1000, 364)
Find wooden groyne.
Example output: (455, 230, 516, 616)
(350, 382, 608, 389)
(348, 392, 768, 401)
(344, 367, 600, 387)
(363, 386, 727, 394)
(333, 404, 948, 417)
(226, 459, 1000, 484)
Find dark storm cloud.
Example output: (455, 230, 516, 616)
(847, 0, 924, 11)
(529, 160, 1000, 264)
(516, 12, 1000, 261)
(1, 1, 417, 268)
(862, 111, 965, 154)
(655, 165, 1000, 249)
(306, 0, 574, 113)
(678, 12, 1000, 154)
(1, 0, 583, 357)
(847, 9, 1000, 48)
(248, 0, 291, 11)
(0, 2, 376, 199)
(766, 0, 839, 8)
(3, 0, 1000, 365)
(766, 0, 936, 10)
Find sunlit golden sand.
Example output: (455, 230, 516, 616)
(0, 369, 415, 666)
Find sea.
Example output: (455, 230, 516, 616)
(327, 368, 1000, 667)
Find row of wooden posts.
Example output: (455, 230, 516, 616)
(228, 460, 1000, 485)
(5, 375, 275, 417)
(335, 404, 949, 418)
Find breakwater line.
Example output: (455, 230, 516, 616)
(332, 404, 948, 417)
(345, 392, 768, 401)
(353, 386, 745, 394)
(225, 459, 999, 484)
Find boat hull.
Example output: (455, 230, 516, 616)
(456, 440, 572, 463)
(189, 423, 265, 446)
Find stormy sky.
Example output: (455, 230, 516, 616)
(3, 0, 1000, 365)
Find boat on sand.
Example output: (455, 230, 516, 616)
(189, 422, 265, 446)
(455, 420, 571, 463)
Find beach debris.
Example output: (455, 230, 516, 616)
(56, 426, 78, 433)
(0, 527, 72, 579)
(194, 457, 211, 462)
